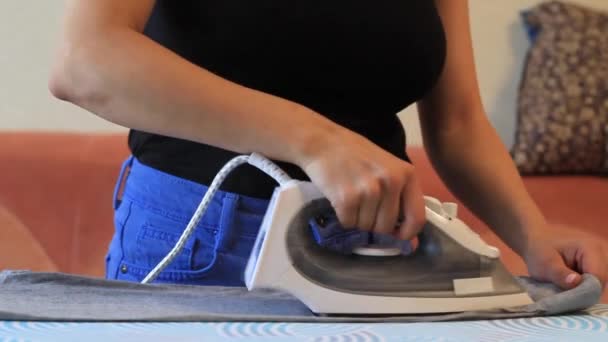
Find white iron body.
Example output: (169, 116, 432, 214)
(244, 181, 534, 315)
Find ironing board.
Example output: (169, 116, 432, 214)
(2, 305, 606, 341)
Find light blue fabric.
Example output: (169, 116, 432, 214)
(0, 271, 602, 323)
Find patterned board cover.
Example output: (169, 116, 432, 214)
(0, 305, 606, 342)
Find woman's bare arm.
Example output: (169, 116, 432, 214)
(49, 0, 338, 164)
(417, 0, 545, 255)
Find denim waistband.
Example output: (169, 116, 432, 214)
(118, 156, 271, 223)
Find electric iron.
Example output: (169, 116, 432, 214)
(142, 153, 534, 315)
(243, 180, 534, 315)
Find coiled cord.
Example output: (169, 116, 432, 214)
(141, 153, 292, 284)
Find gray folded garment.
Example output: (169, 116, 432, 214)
(0, 270, 602, 322)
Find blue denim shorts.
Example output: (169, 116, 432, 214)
(105, 156, 271, 286)
(106, 156, 412, 287)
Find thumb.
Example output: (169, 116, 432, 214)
(546, 259, 582, 290)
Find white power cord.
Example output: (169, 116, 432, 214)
(141, 152, 293, 284)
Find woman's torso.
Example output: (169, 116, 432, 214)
(129, 0, 446, 199)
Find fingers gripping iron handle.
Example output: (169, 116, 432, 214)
(140, 153, 292, 284)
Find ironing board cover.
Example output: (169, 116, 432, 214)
(0, 270, 602, 322)
(1, 306, 607, 342)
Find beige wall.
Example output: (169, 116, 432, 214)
(0, 0, 125, 132)
(2, 1, 608, 146)
(399, 0, 608, 147)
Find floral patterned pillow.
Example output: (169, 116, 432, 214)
(511, 1, 608, 174)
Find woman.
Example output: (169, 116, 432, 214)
(50, 0, 606, 291)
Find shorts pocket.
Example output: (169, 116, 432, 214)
(134, 223, 196, 271)
(115, 197, 231, 284)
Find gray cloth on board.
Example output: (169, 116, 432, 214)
(0, 270, 602, 322)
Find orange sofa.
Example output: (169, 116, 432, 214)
(1, 131, 606, 302)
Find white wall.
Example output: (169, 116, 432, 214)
(2, 1, 608, 144)
(0, 0, 125, 132)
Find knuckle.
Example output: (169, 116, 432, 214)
(379, 168, 401, 186)
(364, 179, 382, 198)
(402, 165, 416, 182)
(336, 188, 359, 209)
(375, 167, 392, 180)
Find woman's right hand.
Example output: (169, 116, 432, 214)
(296, 128, 427, 240)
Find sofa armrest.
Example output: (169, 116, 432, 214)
(0, 206, 58, 272)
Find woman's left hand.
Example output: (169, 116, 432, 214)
(522, 223, 607, 292)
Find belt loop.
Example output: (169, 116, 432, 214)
(113, 155, 134, 210)
(217, 193, 239, 250)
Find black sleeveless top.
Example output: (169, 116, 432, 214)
(129, 0, 446, 199)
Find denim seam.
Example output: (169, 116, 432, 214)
(113, 156, 134, 210)
(125, 195, 220, 231)
(120, 260, 203, 281)
(142, 224, 198, 271)
(217, 194, 237, 252)
(124, 193, 258, 238)
(137, 226, 196, 254)
(115, 201, 133, 279)
(239, 212, 265, 219)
